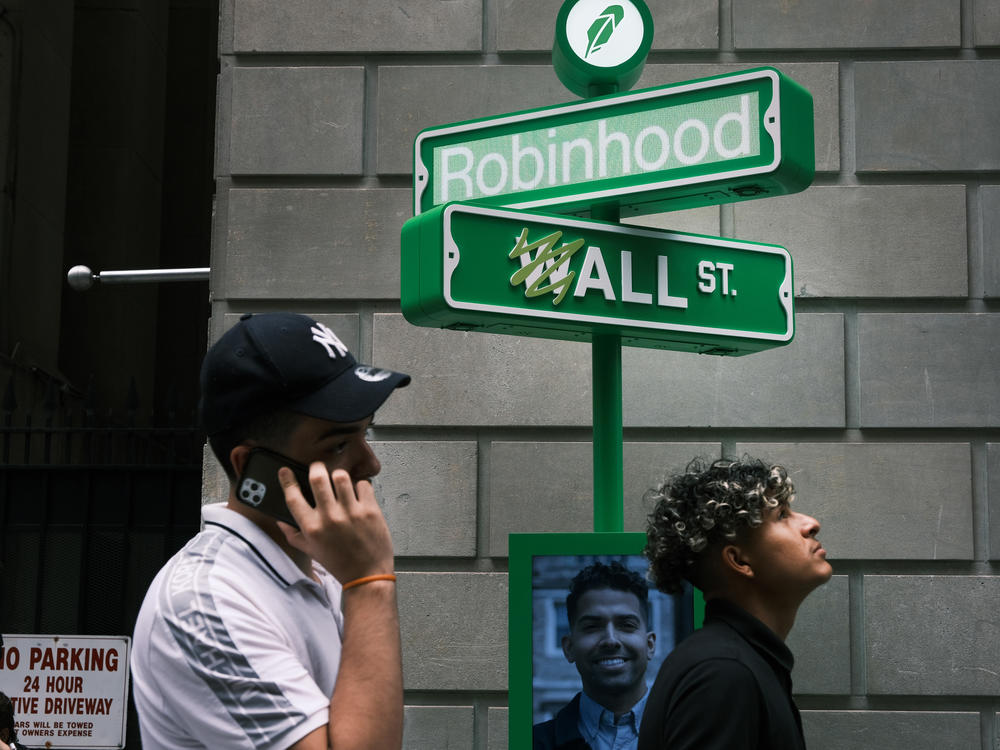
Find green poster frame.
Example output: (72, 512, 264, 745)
(508, 532, 704, 748)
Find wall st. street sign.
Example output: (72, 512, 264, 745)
(412, 67, 814, 218)
(402, 202, 794, 355)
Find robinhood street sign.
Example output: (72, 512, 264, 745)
(402, 202, 793, 355)
(413, 67, 814, 218)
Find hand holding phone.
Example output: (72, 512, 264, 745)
(277, 467, 395, 585)
(236, 447, 315, 528)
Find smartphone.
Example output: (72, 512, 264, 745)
(236, 447, 315, 528)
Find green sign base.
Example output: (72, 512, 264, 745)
(402, 202, 794, 356)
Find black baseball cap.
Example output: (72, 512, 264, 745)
(199, 312, 410, 436)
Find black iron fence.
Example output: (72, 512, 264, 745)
(1, 373, 204, 748)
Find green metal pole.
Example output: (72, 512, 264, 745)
(590, 202, 624, 533)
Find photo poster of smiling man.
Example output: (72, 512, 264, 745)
(508, 533, 699, 750)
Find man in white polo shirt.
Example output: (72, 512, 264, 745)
(131, 312, 410, 750)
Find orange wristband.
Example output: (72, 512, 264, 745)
(342, 573, 397, 590)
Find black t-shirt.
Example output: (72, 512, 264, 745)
(638, 598, 806, 750)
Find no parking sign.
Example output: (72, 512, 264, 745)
(0, 635, 130, 749)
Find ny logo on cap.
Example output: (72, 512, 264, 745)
(311, 323, 349, 359)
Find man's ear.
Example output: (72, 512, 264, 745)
(561, 634, 576, 663)
(230, 444, 252, 478)
(646, 630, 656, 657)
(721, 544, 754, 580)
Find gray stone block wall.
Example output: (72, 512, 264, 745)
(865, 576, 1000, 696)
(974, 0, 1000, 46)
(734, 186, 967, 298)
(487, 707, 508, 750)
(802, 711, 982, 750)
(229, 67, 364, 175)
(224, 189, 411, 299)
(232, 0, 483, 53)
(487, 441, 720, 555)
(733, 442, 975, 560)
(371, 440, 479, 557)
(786, 575, 851, 695)
(397, 572, 508, 691)
(855, 61, 1000, 172)
(858, 314, 1000, 427)
(401, 705, 475, 750)
(211, 1, 1000, 746)
(623, 314, 846, 427)
(733, 0, 961, 50)
(373, 312, 593, 426)
(984, 185, 1000, 298)
(990, 443, 1000, 560)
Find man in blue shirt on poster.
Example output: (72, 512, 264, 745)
(534, 561, 656, 750)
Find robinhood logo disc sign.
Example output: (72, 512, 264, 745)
(401, 203, 793, 355)
(414, 68, 814, 217)
(568, 1, 644, 64)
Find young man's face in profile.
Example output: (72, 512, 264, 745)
(739, 501, 833, 599)
(280, 414, 381, 482)
(562, 587, 656, 701)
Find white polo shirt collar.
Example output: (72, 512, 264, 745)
(201, 503, 334, 590)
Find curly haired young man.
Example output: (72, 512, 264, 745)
(637, 457, 832, 750)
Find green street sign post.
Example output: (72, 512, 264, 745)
(412, 66, 815, 219)
(402, 1, 814, 540)
(402, 203, 794, 355)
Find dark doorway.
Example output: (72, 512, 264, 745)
(1, 1, 218, 746)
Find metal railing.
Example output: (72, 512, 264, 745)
(1, 373, 204, 632)
(1, 372, 205, 749)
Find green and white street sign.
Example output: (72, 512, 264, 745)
(552, 0, 654, 97)
(413, 67, 814, 218)
(402, 202, 794, 355)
